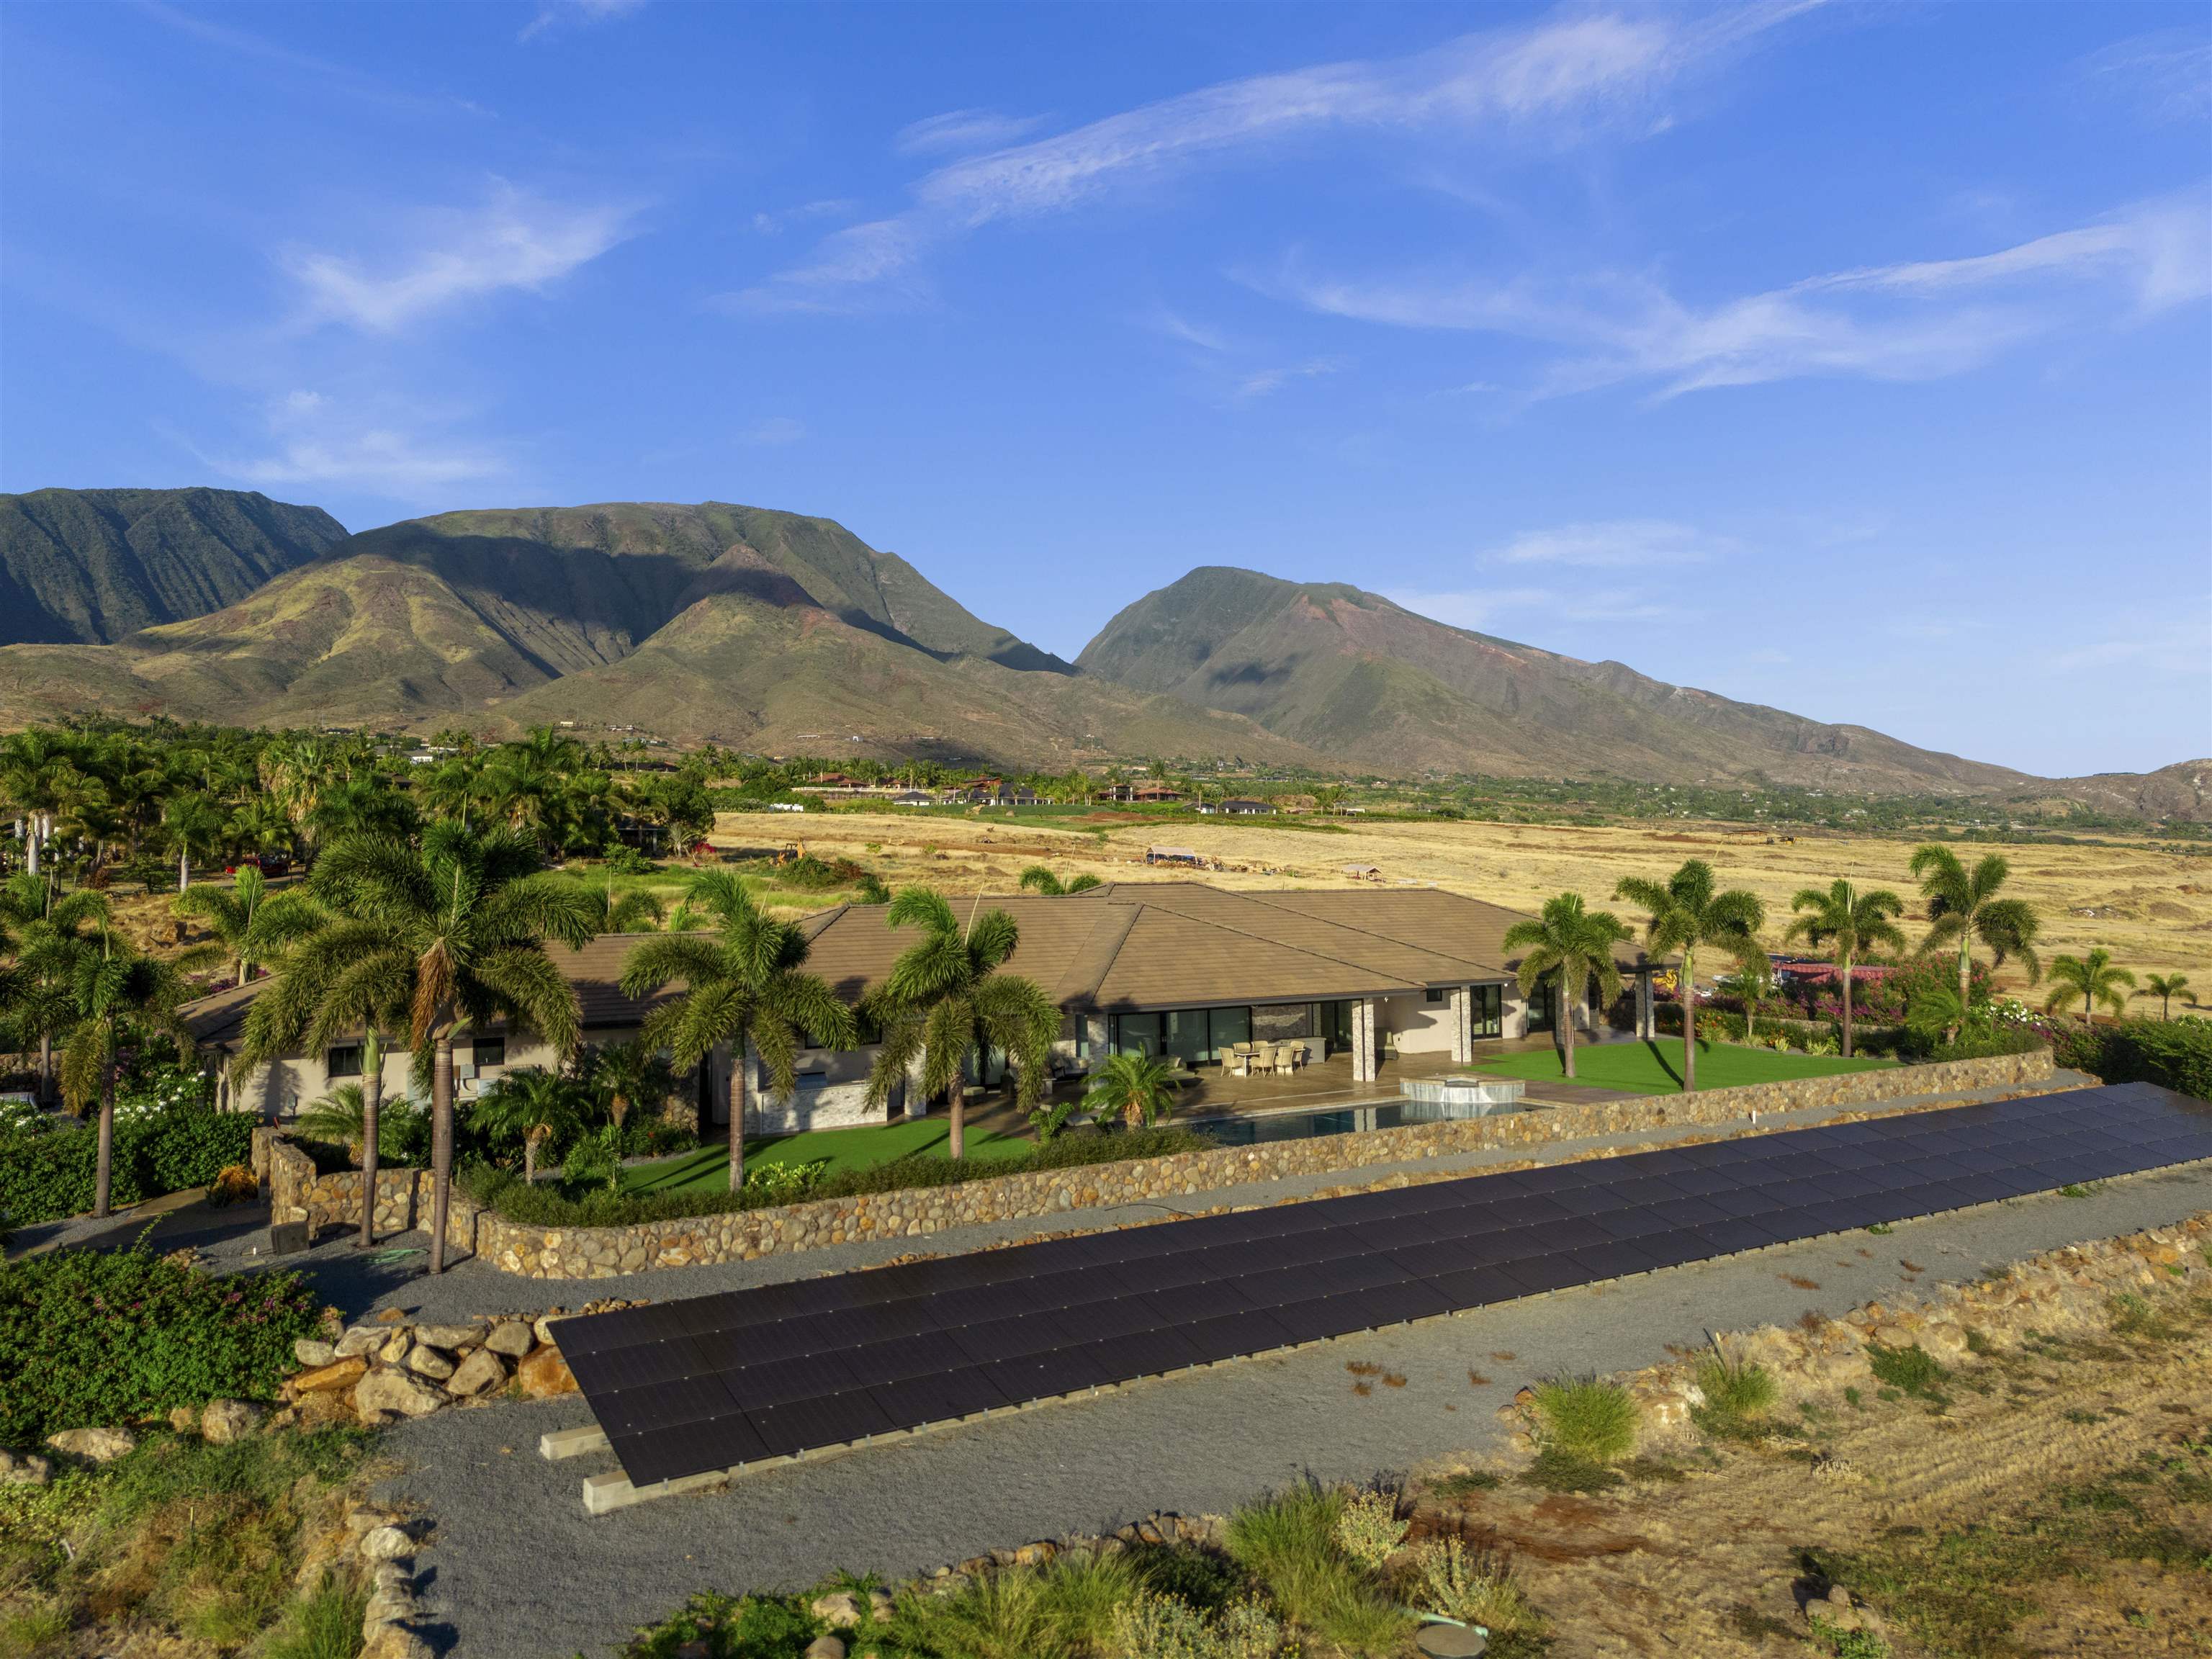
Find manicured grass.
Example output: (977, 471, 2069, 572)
(620, 1118, 1036, 1195)
(1469, 1038, 1889, 1094)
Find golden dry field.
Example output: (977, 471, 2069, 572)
(731, 809, 2212, 999)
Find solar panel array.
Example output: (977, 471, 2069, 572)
(562, 1080, 2212, 1488)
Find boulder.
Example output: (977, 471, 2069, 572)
(47, 1426, 136, 1463)
(414, 1322, 485, 1352)
(201, 1398, 265, 1445)
(168, 1405, 200, 1433)
(516, 1344, 577, 1398)
(868, 1588, 896, 1623)
(0, 1449, 53, 1486)
(360, 1524, 415, 1562)
(354, 1370, 447, 1420)
(294, 1356, 369, 1394)
(336, 1326, 385, 1359)
(802, 1639, 846, 1659)
(404, 1344, 456, 1381)
(295, 1388, 358, 1429)
(294, 1337, 339, 1368)
(378, 1328, 414, 1364)
(374, 1307, 408, 1323)
(444, 1349, 507, 1398)
(483, 1320, 536, 1358)
(533, 1313, 565, 1346)
(361, 1627, 434, 1659)
(811, 1591, 863, 1628)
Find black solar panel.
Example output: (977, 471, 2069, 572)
(569, 1081, 2212, 1486)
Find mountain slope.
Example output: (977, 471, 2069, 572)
(0, 487, 348, 645)
(1078, 567, 2034, 794)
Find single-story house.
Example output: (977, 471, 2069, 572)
(889, 790, 935, 808)
(1198, 799, 1277, 816)
(184, 883, 1667, 1139)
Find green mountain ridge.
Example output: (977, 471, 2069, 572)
(0, 487, 348, 645)
(1076, 566, 2038, 795)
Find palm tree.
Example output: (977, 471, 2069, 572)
(587, 1038, 676, 1131)
(174, 865, 322, 986)
(2044, 948, 2135, 1022)
(1017, 867, 1102, 896)
(249, 823, 595, 1272)
(863, 886, 1059, 1159)
(161, 790, 226, 892)
(0, 873, 108, 1106)
(471, 1067, 587, 1184)
(1498, 893, 1632, 1082)
(2136, 972, 2194, 1020)
(0, 729, 72, 876)
(1613, 860, 1765, 1091)
(1081, 1051, 1177, 1130)
(60, 928, 184, 1219)
(296, 1082, 374, 1164)
(1782, 879, 1907, 1057)
(619, 871, 855, 1191)
(581, 878, 665, 935)
(1909, 846, 2042, 1034)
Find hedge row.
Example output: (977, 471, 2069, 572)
(0, 1110, 258, 1228)
(463, 1125, 1210, 1228)
(2055, 1017, 2212, 1101)
(0, 1244, 323, 1446)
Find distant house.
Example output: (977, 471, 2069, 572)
(1341, 863, 1382, 880)
(889, 790, 934, 808)
(1200, 799, 1277, 817)
(1117, 783, 1183, 804)
(768, 801, 807, 813)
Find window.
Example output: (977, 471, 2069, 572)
(1424, 987, 1447, 1004)
(472, 1036, 506, 1069)
(1524, 984, 1555, 1033)
(1471, 984, 1503, 1039)
(325, 1045, 362, 1079)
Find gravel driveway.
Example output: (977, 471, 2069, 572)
(379, 1159, 2212, 1659)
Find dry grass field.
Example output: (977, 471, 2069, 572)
(735, 809, 2212, 999)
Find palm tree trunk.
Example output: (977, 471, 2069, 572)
(949, 1073, 967, 1160)
(524, 1132, 538, 1186)
(357, 1031, 382, 1250)
(1840, 949, 1854, 1058)
(179, 848, 189, 892)
(727, 1048, 746, 1192)
(37, 1033, 50, 1109)
(1560, 975, 1578, 1080)
(92, 1057, 116, 1219)
(1952, 937, 1970, 1043)
(1681, 946, 1697, 1092)
(429, 1034, 454, 1275)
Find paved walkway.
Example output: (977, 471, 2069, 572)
(194, 1071, 2098, 1331)
(381, 1157, 2212, 1659)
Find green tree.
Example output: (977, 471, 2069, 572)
(471, 1067, 588, 1184)
(1909, 845, 2042, 1035)
(863, 886, 1059, 1159)
(1782, 879, 1907, 1057)
(1499, 894, 1632, 1082)
(250, 824, 594, 1271)
(586, 1038, 677, 1131)
(581, 878, 665, 935)
(1017, 866, 1102, 896)
(2044, 948, 2135, 1022)
(0, 728, 72, 876)
(1613, 860, 1765, 1091)
(2136, 972, 2194, 1020)
(161, 790, 227, 892)
(59, 929, 185, 1219)
(619, 871, 855, 1192)
(296, 1082, 374, 1164)
(1081, 1051, 1178, 1130)
(0, 873, 109, 1106)
(173, 864, 322, 986)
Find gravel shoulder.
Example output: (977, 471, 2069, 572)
(379, 1157, 2212, 1659)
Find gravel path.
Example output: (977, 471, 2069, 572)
(380, 1151, 2210, 1659)
(200, 1071, 2095, 1327)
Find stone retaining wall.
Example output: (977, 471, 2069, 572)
(467, 1049, 2055, 1280)
(259, 1130, 431, 1238)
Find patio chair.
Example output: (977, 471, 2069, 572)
(1272, 1042, 1304, 1072)
(1225, 1041, 1256, 1076)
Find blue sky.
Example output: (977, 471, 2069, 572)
(4, 1, 2208, 778)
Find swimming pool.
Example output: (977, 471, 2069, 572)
(1182, 1076, 1532, 1146)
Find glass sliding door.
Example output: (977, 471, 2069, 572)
(1471, 984, 1503, 1039)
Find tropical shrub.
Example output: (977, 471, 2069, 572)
(0, 1244, 323, 1444)
(0, 1105, 257, 1226)
(2055, 1017, 2212, 1101)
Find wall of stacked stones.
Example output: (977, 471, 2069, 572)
(462, 1049, 2055, 1280)
(258, 1132, 432, 1238)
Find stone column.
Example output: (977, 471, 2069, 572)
(1636, 971, 1655, 1040)
(1449, 986, 1473, 1064)
(1353, 997, 1379, 1082)
(1083, 1013, 1109, 1070)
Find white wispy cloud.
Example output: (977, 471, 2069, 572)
(725, 6, 1810, 313)
(211, 391, 508, 498)
(737, 416, 806, 445)
(1385, 581, 1681, 634)
(285, 184, 634, 332)
(750, 199, 857, 236)
(519, 0, 648, 45)
(2078, 29, 2212, 125)
(1233, 356, 1349, 400)
(1282, 194, 2211, 397)
(894, 109, 1050, 156)
(1487, 518, 1728, 567)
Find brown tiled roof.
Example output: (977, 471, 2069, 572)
(177, 886, 1667, 1051)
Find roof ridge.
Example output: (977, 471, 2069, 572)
(1223, 888, 1505, 976)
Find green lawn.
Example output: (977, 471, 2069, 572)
(1467, 1039, 1890, 1095)
(619, 1118, 1035, 1195)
